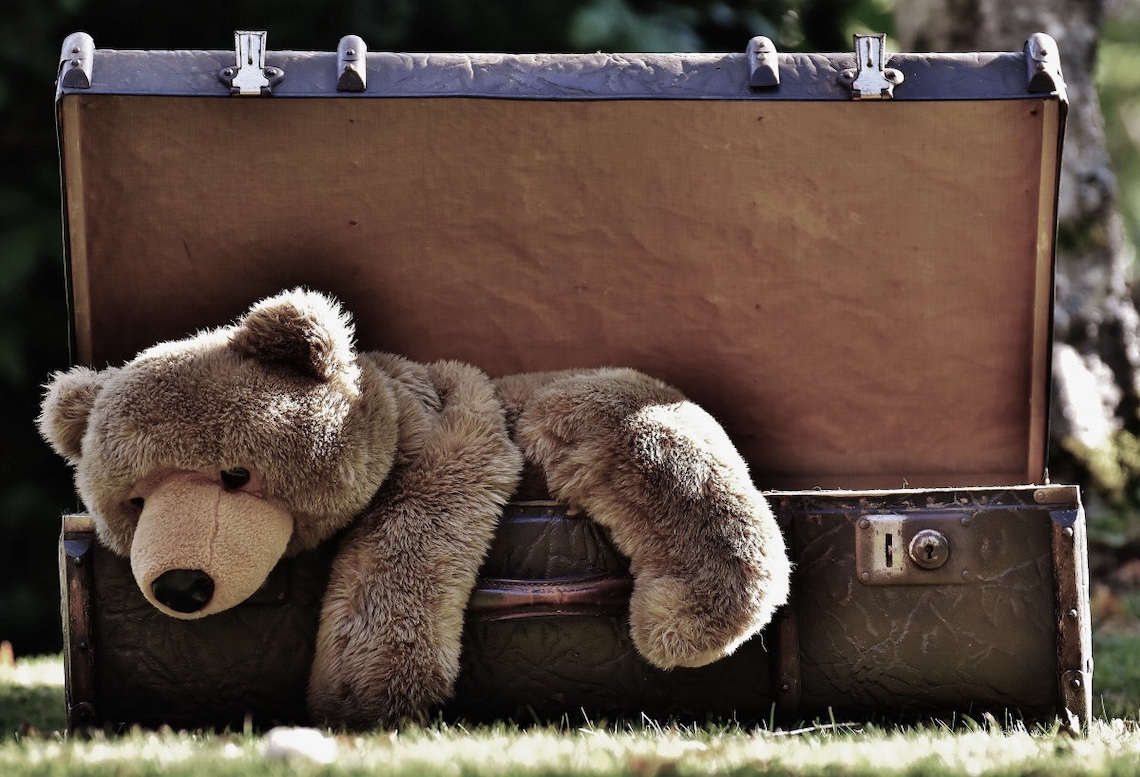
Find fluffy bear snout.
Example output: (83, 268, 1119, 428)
(128, 469, 295, 619)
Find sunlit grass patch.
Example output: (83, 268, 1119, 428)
(5, 654, 1140, 776)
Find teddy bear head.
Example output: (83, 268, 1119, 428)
(38, 289, 399, 619)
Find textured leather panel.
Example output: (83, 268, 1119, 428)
(61, 49, 1036, 102)
(447, 616, 772, 723)
(72, 488, 1075, 728)
(478, 503, 629, 580)
(778, 489, 1061, 719)
(91, 542, 330, 729)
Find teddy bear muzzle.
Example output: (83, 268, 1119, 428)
(127, 470, 295, 620)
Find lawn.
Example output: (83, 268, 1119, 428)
(5, 636, 1140, 777)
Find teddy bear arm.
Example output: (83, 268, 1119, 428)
(515, 369, 791, 670)
(308, 516, 476, 728)
(308, 360, 521, 728)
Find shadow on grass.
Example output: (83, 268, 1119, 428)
(1094, 630, 1140, 720)
(0, 681, 65, 740)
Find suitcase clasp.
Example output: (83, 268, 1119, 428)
(838, 33, 903, 100)
(219, 30, 284, 96)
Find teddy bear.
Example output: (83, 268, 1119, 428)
(38, 288, 791, 729)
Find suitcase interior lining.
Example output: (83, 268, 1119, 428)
(59, 95, 1059, 490)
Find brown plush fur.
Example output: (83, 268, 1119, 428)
(500, 370, 791, 669)
(39, 289, 790, 728)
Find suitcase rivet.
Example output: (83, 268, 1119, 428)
(961, 570, 971, 580)
(1070, 676, 1083, 689)
(961, 516, 972, 527)
(1068, 608, 1079, 618)
(1063, 526, 1074, 539)
(859, 519, 870, 529)
(860, 571, 870, 581)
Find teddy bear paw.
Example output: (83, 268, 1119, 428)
(628, 574, 767, 670)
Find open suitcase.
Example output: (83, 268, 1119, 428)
(54, 29, 1090, 731)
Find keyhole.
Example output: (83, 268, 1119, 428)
(885, 533, 894, 567)
(908, 529, 949, 570)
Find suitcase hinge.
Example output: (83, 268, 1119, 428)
(337, 35, 368, 92)
(219, 30, 284, 96)
(838, 33, 903, 100)
(746, 36, 779, 89)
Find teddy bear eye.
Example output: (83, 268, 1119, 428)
(221, 467, 251, 490)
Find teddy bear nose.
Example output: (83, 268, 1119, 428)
(151, 569, 215, 614)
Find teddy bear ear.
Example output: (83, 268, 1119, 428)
(37, 366, 108, 462)
(228, 288, 358, 382)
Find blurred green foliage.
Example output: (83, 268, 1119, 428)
(1099, 2, 1140, 266)
(1068, 4, 1140, 551)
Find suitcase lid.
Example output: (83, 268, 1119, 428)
(54, 32, 1067, 491)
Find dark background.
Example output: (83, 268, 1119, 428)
(1, 0, 1135, 656)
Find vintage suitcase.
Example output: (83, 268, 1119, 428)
(53, 30, 1090, 730)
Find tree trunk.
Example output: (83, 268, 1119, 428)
(895, 0, 1137, 526)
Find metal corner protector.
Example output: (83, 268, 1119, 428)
(59, 32, 94, 90)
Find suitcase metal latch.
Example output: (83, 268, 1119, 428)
(219, 30, 284, 96)
(839, 33, 903, 99)
(855, 513, 973, 585)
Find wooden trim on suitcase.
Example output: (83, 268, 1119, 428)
(60, 514, 98, 730)
(1043, 486, 1093, 729)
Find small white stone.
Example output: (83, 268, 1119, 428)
(263, 726, 338, 765)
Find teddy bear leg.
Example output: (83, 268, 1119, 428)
(515, 369, 791, 670)
(307, 362, 521, 729)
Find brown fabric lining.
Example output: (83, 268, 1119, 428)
(60, 95, 1057, 489)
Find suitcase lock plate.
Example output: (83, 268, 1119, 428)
(855, 513, 974, 585)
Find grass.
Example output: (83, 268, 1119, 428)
(6, 645, 1140, 776)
